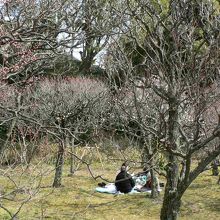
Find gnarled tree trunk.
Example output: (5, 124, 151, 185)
(52, 141, 65, 187)
(161, 96, 181, 219)
(150, 168, 159, 198)
(160, 189, 182, 220)
(160, 157, 181, 220)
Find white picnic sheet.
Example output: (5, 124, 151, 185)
(95, 183, 161, 194)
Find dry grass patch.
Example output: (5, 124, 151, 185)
(0, 162, 220, 219)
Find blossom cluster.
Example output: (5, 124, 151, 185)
(1, 40, 38, 78)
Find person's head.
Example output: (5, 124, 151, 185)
(121, 162, 128, 172)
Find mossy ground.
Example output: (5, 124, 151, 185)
(0, 158, 219, 220)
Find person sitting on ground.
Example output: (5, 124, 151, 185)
(115, 163, 135, 194)
(142, 167, 152, 188)
(135, 167, 161, 191)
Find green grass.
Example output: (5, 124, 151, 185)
(0, 163, 220, 220)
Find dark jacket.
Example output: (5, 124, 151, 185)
(115, 171, 135, 193)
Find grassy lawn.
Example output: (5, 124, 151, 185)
(0, 161, 220, 220)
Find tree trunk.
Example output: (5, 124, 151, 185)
(160, 96, 181, 219)
(160, 157, 181, 220)
(52, 141, 65, 187)
(150, 168, 159, 198)
(69, 137, 76, 174)
(70, 146, 75, 174)
(79, 58, 93, 75)
(160, 187, 181, 220)
(143, 133, 159, 198)
(211, 160, 219, 176)
(20, 136, 27, 165)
